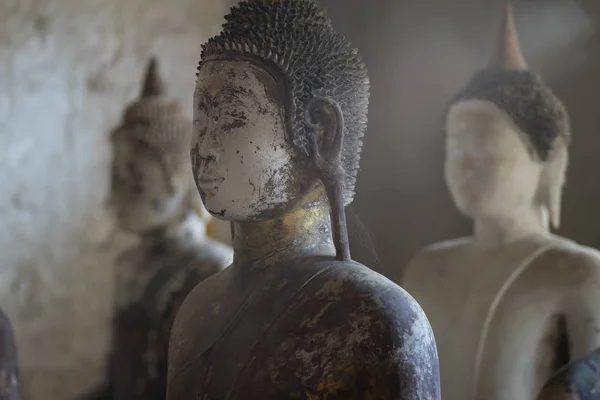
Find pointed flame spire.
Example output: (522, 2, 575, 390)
(140, 56, 166, 98)
(489, 1, 528, 70)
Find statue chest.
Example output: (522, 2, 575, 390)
(169, 265, 333, 400)
(111, 244, 223, 400)
(418, 239, 558, 400)
(169, 262, 406, 400)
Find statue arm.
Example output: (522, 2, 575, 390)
(399, 249, 430, 288)
(398, 248, 438, 306)
(535, 348, 600, 400)
(563, 252, 600, 360)
(356, 296, 441, 400)
(537, 251, 600, 399)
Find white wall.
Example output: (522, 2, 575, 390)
(0, 0, 228, 398)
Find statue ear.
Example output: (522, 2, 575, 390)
(304, 96, 344, 172)
(304, 96, 351, 261)
(538, 144, 568, 229)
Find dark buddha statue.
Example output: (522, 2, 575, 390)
(536, 347, 600, 400)
(78, 58, 232, 400)
(166, 1, 441, 399)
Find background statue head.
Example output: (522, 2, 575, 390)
(110, 57, 202, 234)
(444, 2, 570, 229)
(192, 0, 369, 226)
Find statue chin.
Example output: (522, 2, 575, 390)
(200, 183, 299, 223)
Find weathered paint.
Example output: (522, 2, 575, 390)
(192, 60, 298, 221)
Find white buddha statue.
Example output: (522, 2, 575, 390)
(400, 3, 600, 399)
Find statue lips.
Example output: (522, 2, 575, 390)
(197, 177, 225, 194)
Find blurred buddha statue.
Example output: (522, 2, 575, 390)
(166, 1, 441, 399)
(400, 3, 600, 400)
(0, 309, 19, 400)
(80, 57, 232, 400)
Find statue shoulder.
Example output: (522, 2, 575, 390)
(178, 238, 231, 283)
(400, 237, 471, 285)
(197, 238, 233, 264)
(335, 264, 438, 362)
(115, 244, 143, 269)
(535, 239, 600, 283)
(413, 236, 472, 262)
(308, 261, 435, 340)
(284, 262, 441, 399)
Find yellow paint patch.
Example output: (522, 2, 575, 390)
(206, 219, 216, 239)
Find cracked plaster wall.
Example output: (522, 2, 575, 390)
(0, 0, 229, 398)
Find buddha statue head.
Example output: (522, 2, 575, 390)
(192, 0, 369, 259)
(110, 57, 201, 234)
(445, 2, 570, 230)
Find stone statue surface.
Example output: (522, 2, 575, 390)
(400, 3, 600, 400)
(535, 347, 600, 400)
(166, 1, 441, 399)
(0, 309, 19, 400)
(79, 57, 232, 400)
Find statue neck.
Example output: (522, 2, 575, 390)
(232, 189, 336, 268)
(473, 204, 549, 248)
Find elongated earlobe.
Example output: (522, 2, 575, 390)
(539, 145, 568, 229)
(304, 96, 350, 261)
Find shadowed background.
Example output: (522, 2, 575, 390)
(321, 0, 600, 281)
(0, 0, 598, 398)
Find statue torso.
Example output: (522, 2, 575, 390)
(168, 259, 441, 400)
(110, 214, 232, 400)
(402, 233, 599, 400)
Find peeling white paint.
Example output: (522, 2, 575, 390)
(193, 60, 299, 221)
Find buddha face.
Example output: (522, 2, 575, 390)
(111, 135, 187, 233)
(444, 99, 543, 220)
(192, 59, 306, 221)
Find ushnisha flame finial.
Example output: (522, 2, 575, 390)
(140, 56, 166, 98)
(489, 1, 528, 70)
